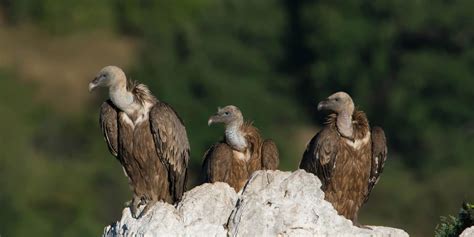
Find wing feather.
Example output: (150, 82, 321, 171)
(299, 128, 339, 190)
(150, 102, 190, 203)
(202, 142, 233, 183)
(261, 139, 279, 170)
(99, 100, 119, 158)
(364, 126, 387, 203)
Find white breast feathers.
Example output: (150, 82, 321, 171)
(344, 131, 371, 150)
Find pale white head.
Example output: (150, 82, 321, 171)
(317, 91, 355, 115)
(89, 66, 127, 92)
(207, 105, 244, 126)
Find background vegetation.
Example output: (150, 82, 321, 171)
(435, 202, 474, 237)
(0, 0, 472, 236)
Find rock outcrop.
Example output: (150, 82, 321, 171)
(461, 226, 474, 237)
(103, 170, 408, 237)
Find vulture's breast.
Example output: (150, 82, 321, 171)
(339, 131, 372, 171)
(120, 112, 136, 129)
(118, 112, 155, 155)
(335, 131, 372, 190)
(117, 112, 161, 197)
(344, 131, 371, 150)
(232, 150, 251, 162)
(326, 132, 372, 215)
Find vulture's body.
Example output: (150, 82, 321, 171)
(299, 92, 387, 224)
(90, 66, 189, 218)
(203, 106, 279, 191)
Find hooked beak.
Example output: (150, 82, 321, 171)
(317, 99, 329, 111)
(88, 83, 96, 92)
(88, 77, 99, 92)
(208, 114, 221, 126)
(207, 118, 214, 126)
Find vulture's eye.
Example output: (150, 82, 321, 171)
(224, 112, 230, 116)
(335, 98, 339, 101)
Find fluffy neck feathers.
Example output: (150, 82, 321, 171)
(225, 121, 247, 151)
(326, 110, 369, 141)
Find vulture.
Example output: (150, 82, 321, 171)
(89, 66, 189, 218)
(203, 105, 279, 192)
(299, 92, 387, 225)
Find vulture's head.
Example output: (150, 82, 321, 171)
(208, 105, 243, 126)
(317, 91, 355, 114)
(89, 66, 126, 92)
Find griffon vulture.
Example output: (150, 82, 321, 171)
(89, 66, 189, 218)
(203, 105, 279, 191)
(299, 92, 387, 225)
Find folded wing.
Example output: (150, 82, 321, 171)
(150, 102, 190, 203)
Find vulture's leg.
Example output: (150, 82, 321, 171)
(355, 223, 372, 230)
(352, 216, 371, 229)
(124, 195, 143, 206)
(138, 199, 157, 219)
(129, 196, 142, 219)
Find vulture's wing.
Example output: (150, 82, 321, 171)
(364, 126, 387, 203)
(261, 139, 279, 170)
(202, 142, 233, 183)
(99, 100, 119, 159)
(242, 122, 261, 156)
(150, 102, 190, 203)
(299, 128, 339, 190)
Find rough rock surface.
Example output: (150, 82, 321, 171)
(103, 170, 409, 237)
(461, 226, 474, 237)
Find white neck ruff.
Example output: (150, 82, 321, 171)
(225, 124, 247, 151)
(109, 85, 150, 125)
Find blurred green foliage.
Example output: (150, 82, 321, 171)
(435, 202, 474, 237)
(0, 0, 473, 236)
(0, 72, 130, 236)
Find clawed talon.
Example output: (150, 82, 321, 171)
(128, 196, 155, 219)
(129, 196, 143, 219)
(354, 222, 372, 229)
(140, 196, 148, 206)
(137, 200, 157, 219)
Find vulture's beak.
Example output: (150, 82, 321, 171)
(88, 77, 99, 92)
(88, 82, 96, 92)
(317, 100, 327, 111)
(208, 114, 220, 126)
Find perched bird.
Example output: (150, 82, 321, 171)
(89, 66, 189, 218)
(203, 105, 279, 191)
(299, 92, 387, 225)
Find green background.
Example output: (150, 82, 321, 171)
(0, 0, 473, 236)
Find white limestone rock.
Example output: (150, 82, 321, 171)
(178, 182, 237, 237)
(103, 202, 183, 237)
(103, 170, 409, 237)
(227, 170, 408, 237)
(461, 226, 474, 237)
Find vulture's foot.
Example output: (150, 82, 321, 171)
(129, 196, 143, 219)
(354, 222, 372, 230)
(137, 200, 157, 219)
(124, 198, 139, 207)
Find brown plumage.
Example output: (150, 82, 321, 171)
(299, 92, 387, 225)
(89, 66, 189, 218)
(203, 105, 279, 191)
